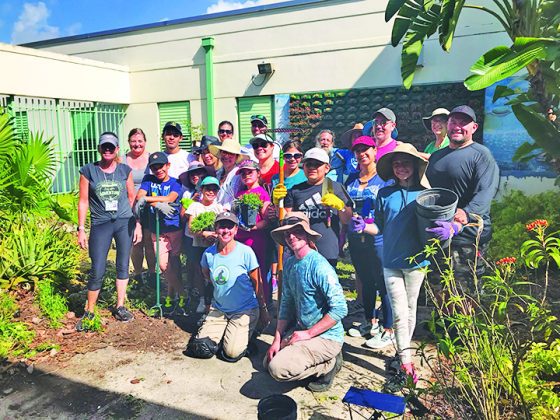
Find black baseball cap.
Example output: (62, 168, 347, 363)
(148, 152, 169, 167)
(449, 105, 477, 123)
(162, 121, 183, 135)
(214, 211, 239, 225)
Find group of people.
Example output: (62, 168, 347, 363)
(76, 104, 499, 393)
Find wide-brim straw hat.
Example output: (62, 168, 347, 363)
(340, 123, 364, 148)
(270, 211, 322, 247)
(376, 142, 431, 189)
(209, 138, 248, 163)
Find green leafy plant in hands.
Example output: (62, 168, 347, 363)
(235, 192, 263, 210)
(180, 197, 195, 211)
(190, 211, 217, 233)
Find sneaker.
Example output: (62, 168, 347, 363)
(174, 296, 188, 317)
(162, 296, 175, 317)
(347, 300, 364, 316)
(195, 297, 206, 314)
(76, 311, 95, 332)
(113, 306, 134, 322)
(348, 321, 378, 338)
(365, 329, 395, 349)
(307, 351, 343, 392)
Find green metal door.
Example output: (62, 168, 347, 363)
(158, 101, 192, 151)
(237, 96, 274, 144)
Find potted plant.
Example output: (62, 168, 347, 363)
(190, 211, 217, 234)
(235, 193, 263, 228)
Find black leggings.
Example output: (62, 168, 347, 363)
(348, 236, 393, 328)
(87, 217, 135, 291)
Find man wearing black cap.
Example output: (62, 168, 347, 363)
(162, 121, 195, 179)
(426, 105, 499, 286)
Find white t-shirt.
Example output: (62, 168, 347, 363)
(186, 201, 223, 247)
(164, 149, 190, 179)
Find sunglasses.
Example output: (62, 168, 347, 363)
(284, 153, 303, 160)
(281, 216, 304, 226)
(100, 144, 116, 151)
(252, 141, 270, 150)
(189, 170, 206, 177)
(304, 159, 326, 169)
(373, 119, 391, 127)
(150, 164, 165, 171)
(203, 186, 219, 192)
(218, 129, 233, 135)
(216, 221, 236, 229)
(164, 131, 181, 138)
(239, 169, 257, 177)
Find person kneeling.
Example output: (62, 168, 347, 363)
(186, 211, 270, 362)
(264, 212, 348, 392)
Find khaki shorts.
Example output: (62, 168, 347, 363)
(151, 229, 182, 272)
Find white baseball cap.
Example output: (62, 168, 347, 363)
(302, 147, 330, 164)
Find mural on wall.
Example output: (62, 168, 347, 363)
(483, 77, 555, 178)
(286, 83, 485, 151)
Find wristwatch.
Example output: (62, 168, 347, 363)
(77, 225, 85, 232)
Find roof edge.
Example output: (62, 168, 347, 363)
(22, 0, 329, 48)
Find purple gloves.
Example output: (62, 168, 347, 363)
(350, 215, 367, 233)
(426, 220, 460, 241)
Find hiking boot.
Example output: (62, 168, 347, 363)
(162, 296, 175, 317)
(365, 329, 395, 349)
(348, 321, 378, 338)
(307, 351, 343, 392)
(113, 306, 134, 322)
(76, 311, 95, 332)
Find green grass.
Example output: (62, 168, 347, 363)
(0, 293, 35, 359)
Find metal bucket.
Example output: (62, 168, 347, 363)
(257, 394, 297, 420)
(416, 188, 458, 247)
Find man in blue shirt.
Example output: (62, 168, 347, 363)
(265, 212, 348, 392)
(186, 211, 270, 362)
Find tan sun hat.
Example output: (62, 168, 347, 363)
(340, 123, 364, 148)
(376, 142, 431, 189)
(270, 211, 322, 247)
(209, 138, 248, 163)
(422, 108, 450, 131)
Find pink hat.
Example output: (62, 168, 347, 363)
(351, 135, 376, 150)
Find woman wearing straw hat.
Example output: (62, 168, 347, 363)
(348, 142, 430, 392)
(209, 138, 248, 209)
(265, 212, 347, 392)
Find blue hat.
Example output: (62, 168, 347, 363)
(200, 176, 220, 188)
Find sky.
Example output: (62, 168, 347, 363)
(0, 0, 289, 45)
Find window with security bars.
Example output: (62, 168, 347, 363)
(6, 96, 126, 193)
(158, 101, 192, 151)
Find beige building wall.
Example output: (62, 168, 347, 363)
(0, 43, 129, 103)
(33, 0, 509, 133)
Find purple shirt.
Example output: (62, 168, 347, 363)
(375, 140, 397, 161)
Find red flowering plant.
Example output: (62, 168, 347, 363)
(521, 219, 560, 304)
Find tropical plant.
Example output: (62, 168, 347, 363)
(190, 211, 217, 233)
(418, 222, 560, 419)
(385, 0, 560, 172)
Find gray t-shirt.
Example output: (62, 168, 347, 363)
(80, 162, 133, 225)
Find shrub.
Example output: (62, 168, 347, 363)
(0, 293, 35, 359)
(0, 215, 83, 291)
(490, 190, 560, 260)
(190, 211, 217, 233)
(80, 310, 104, 332)
(36, 280, 69, 328)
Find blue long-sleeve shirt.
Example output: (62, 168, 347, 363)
(279, 250, 348, 343)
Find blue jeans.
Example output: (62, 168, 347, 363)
(88, 217, 135, 291)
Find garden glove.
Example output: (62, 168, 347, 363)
(321, 193, 345, 211)
(426, 220, 460, 241)
(272, 184, 288, 205)
(349, 215, 366, 233)
(154, 202, 177, 218)
(134, 196, 147, 218)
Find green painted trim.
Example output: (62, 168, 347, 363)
(202, 37, 215, 136)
